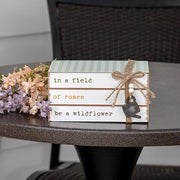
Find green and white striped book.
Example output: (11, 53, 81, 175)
(49, 60, 149, 89)
(49, 60, 149, 73)
(48, 60, 149, 122)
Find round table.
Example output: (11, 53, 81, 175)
(0, 62, 180, 180)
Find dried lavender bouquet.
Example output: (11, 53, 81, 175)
(0, 64, 51, 117)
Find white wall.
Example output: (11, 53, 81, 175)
(0, 1, 180, 180)
(0, 32, 52, 65)
(0, 138, 51, 180)
(0, 0, 50, 38)
(0, 0, 52, 66)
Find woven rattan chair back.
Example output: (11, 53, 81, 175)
(48, 0, 180, 63)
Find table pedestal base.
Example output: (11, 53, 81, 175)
(75, 146, 143, 180)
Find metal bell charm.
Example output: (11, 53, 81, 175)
(122, 96, 141, 119)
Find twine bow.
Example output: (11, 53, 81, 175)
(106, 70, 156, 107)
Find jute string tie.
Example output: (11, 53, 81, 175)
(106, 70, 156, 107)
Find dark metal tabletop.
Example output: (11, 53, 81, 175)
(0, 62, 180, 147)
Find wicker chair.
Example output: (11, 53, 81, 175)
(27, 0, 180, 179)
(49, 0, 180, 63)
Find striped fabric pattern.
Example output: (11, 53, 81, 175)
(49, 60, 149, 73)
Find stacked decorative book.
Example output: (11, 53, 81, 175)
(48, 60, 155, 123)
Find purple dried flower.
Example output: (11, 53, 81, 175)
(14, 89, 27, 105)
(0, 86, 13, 99)
(37, 101, 52, 118)
(0, 85, 28, 114)
(4, 101, 11, 113)
(0, 100, 4, 114)
(0, 92, 4, 98)
(6, 86, 13, 96)
(18, 90, 27, 102)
